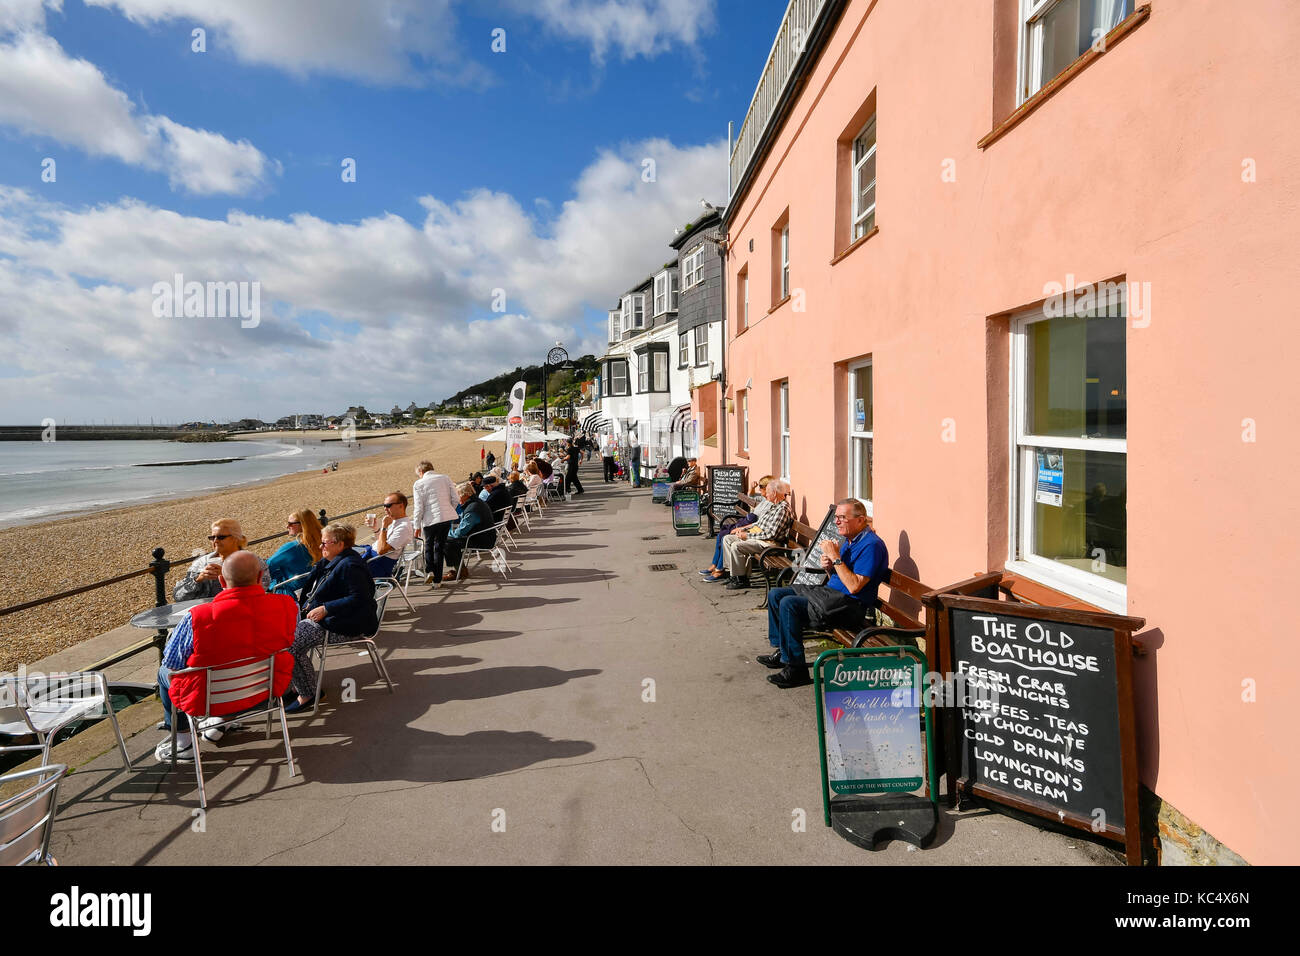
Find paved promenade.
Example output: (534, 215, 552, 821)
(48, 464, 1116, 865)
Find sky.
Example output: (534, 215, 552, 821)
(0, 0, 787, 424)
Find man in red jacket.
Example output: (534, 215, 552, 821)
(155, 550, 297, 762)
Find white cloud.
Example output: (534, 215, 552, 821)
(0, 135, 725, 421)
(83, 0, 490, 87)
(0, 0, 60, 33)
(510, 0, 717, 62)
(0, 30, 276, 195)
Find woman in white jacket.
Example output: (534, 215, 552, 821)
(411, 460, 460, 585)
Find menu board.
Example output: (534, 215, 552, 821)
(820, 656, 925, 795)
(949, 608, 1125, 829)
(792, 505, 841, 585)
(707, 465, 748, 520)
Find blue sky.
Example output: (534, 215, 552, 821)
(0, 0, 788, 423)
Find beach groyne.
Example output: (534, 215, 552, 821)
(0, 425, 209, 441)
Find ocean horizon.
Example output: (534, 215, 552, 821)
(0, 438, 378, 528)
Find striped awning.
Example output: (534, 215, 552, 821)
(580, 414, 609, 435)
(669, 404, 693, 432)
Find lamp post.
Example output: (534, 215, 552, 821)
(541, 344, 571, 439)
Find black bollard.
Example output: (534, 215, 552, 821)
(149, 546, 172, 668)
(318, 508, 328, 527)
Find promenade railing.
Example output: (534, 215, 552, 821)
(0, 502, 385, 673)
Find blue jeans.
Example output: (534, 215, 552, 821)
(767, 587, 811, 666)
(157, 665, 176, 730)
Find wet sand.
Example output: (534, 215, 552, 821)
(0, 429, 494, 672)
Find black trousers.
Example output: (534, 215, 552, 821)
(567, 467, 584, 493)
(602, 456, 615, 481)
(422, 519, 453, 583)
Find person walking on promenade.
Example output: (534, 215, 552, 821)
(412, 460, 458, 586)
(565, 440, 586, 495)
(600, 433, 616, 482)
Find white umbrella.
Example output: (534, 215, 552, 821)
(479, 427, 548, 442)
(540, 430, 570, 441)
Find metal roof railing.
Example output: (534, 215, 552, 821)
(729, 0, 832, 200)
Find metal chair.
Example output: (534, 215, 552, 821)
(492, 510, 518, 551)
(453, 530, 510, 582)
(295, 580, 396, 719)
(0, 671, 130, 770)
(0, 764, 66, 866)
(367, 543, 417, 613)
(167, 653, 297, 809)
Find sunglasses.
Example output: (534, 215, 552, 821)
(287, 520, 301, 527)
(322, 539, 339, 547)
(383, 502, 400, 508)
(207, 533, 234, 541)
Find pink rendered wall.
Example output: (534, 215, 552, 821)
(719, 0, 1300, 863)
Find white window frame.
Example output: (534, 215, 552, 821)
(678, 332, 689, 367)
(1017, 0, 1131, 105)
(779, 381, 790, 481)
(610, 359, 629, 396)
(740, 390, 749, 452)
(609, 309, 621, 344)
(848, 358, 873, 517)
(653, 351, 667, 392)
(851, 116, 877, 241)
(683, 244, 705, 289)
(637, 353, 649, 393)
(1007, 287, 1127, 612)
(694, 326, 708, 367)
(653, 272, 669, 316)
(743, 271, 749, 327)
(780, 225, 790, 300)
(669, 271, 680, 311)
(622, 294, 645, 331)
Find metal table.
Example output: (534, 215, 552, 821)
(129, 599, 208, 630)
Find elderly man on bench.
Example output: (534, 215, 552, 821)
(758, 498, 888, 688)
(719, 479, 793, 589)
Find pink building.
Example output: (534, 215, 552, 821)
(704, 0, 1298, 864)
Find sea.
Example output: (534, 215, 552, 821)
(0, 438, 374, 528)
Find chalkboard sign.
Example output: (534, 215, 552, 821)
(792, 505, 841, 585)
(930, 592, 1146, 863)
(707, 465, 748, 520)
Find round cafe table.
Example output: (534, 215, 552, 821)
(129, 598, 208, 630)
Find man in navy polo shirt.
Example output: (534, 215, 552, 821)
(760, 498, 888, 688)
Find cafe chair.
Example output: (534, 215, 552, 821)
(0, 763, 66, 866)
(0, 671, 131, 770)
(166, 653, 298, 810)
(367, 544, 417, 614)
(295, 580, 396, 719)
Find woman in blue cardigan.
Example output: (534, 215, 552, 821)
(285, 522, 378, 713)
(266, 508, 323, 594)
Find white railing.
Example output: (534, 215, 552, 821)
(729, 0, 830, 197)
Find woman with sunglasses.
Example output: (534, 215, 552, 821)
(266, 508, 323, 595)
(285, 522, 378, 713)
(173, 518, 260, 602)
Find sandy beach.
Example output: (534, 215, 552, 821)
(0, 429, 495, 672)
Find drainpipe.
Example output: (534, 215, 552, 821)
(717, 231, 728, 466)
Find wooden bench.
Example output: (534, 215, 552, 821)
(803, 567, 931, 654)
